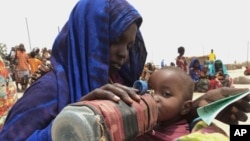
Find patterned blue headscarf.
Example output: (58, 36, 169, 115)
(51, 0, 147, 109)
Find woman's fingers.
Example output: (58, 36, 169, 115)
(102, 83, 134, 104)
(232, 106, 248, 122)
(216, 104, 249, 125)
(80, 88, 121, 102)
(112, 83, 141, 103)
(80, 83, 141, 105)
(216, 106, 239, 125)
(221, 87, 249, 97)
(234, 97, 250, 113)
(199, 88, 250, 125)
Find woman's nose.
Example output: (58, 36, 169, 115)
(117, 45, 128, 58)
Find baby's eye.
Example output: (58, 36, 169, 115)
(162, 92, 171, 97)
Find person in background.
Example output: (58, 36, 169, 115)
(161, 59, 165, 68)
(31, 47, 42, 60)
(5, 46, 18, 82)
(0, 0, 250, 141)
(15, 43, 30, 92)
(208, 49, 216, 63)
(176, 46, 188, 73)
(28, 52, 42, 75)
(189, 58, 210, 93)
(140, 62, 155, 81)
(170, 62, 176, 67)
(209, 59, 234, 88)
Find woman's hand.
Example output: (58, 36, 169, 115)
(189, 87, 250, 125)
(80, 83, 141, 105)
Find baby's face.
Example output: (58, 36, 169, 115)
(148, 69, 187, 122)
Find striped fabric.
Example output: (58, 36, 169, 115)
(52, 94, 158, 141)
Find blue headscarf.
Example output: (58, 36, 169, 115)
(209, 59, 228, 76)
(51, 0, 147, 110)
(189, 58, 203, 82)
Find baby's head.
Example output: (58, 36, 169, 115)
(148, 66, 194, 125)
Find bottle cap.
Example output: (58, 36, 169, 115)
(133, 80, 148, 95)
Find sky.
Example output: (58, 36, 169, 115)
(1, 0, 250, 66)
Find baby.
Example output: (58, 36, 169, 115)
(135, 66, 194, 140)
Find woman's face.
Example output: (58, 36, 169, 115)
(109, 23, 138, 74)
(194, 60, 200, 68)
(215, 62, 222, 70)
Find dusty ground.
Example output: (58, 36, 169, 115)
(193, 68, 250, 136)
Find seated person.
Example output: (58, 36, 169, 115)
(216, 68, 225, 80)
(244, 66, 250, 75)
(209, 60, 233, 87)
(140, 62, 155, 81)
(189, 58, 210, 92)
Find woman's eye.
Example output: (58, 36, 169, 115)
(114, 37, 121, 44)
(127, 43, 134, 50)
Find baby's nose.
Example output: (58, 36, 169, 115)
(153, 95, 160, 103)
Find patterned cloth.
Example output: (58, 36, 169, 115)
(0, 0, 147, 140)
(134, 119, 190, 141)
(176, 120, 229, 141)
(53, 94, 158, 141)
(0, 57, 17, 130)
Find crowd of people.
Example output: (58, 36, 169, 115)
(142, 47, 233, 93)
(6, 44, 52, 92)
(0, 44, 52, 129)
(0, 0, 249, 141)
(188, 58, 234, 92)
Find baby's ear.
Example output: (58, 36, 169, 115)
(181, 100, 193, 115)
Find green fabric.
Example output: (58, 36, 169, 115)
(177, 120, 229, 141)
(177, 132, 229, 141)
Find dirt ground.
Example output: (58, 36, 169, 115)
(193, 68, 250, 136)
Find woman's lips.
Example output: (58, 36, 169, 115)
(110, 63, 122, 70)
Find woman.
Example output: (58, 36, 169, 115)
(0, 0, 249, 141)
(209, 59, 234, 87)
(0, 0, 145, 140)
(189, 58, 210, 92)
